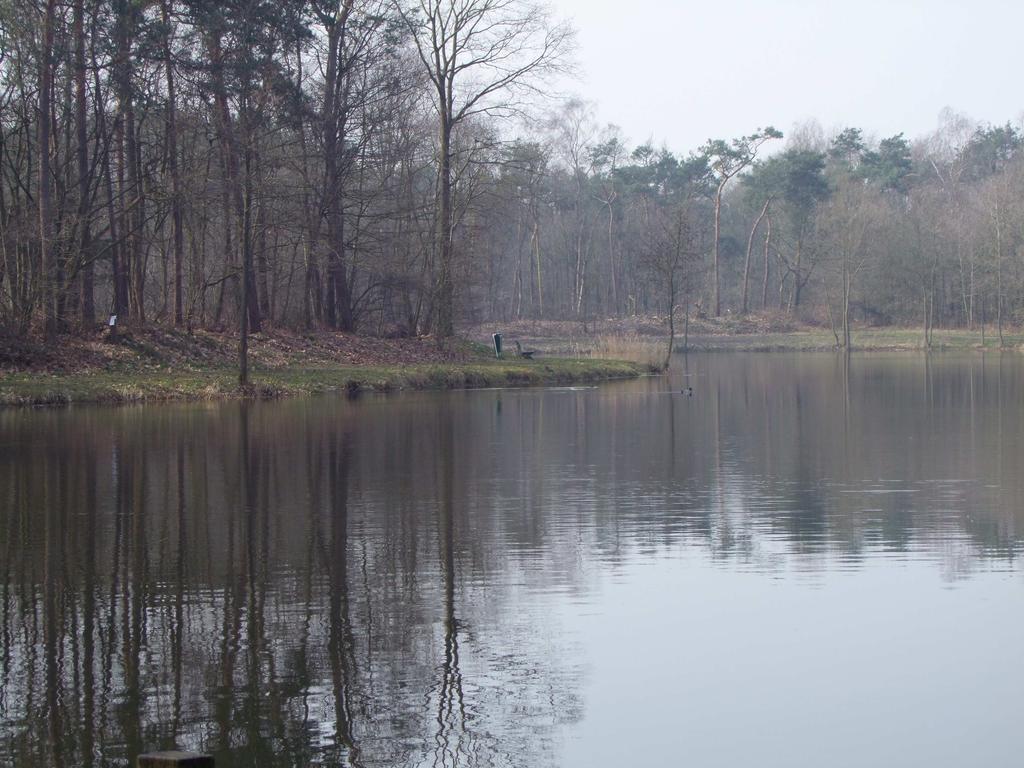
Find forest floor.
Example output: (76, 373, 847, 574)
(0, 326, 651, 407)
(464, 312, 1024, 354)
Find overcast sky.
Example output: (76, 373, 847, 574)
(548, 0, 1024, 153)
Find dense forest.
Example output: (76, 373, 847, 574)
(3, 0, 1024, 357)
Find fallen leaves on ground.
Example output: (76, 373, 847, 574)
(0, 326, 478, 375)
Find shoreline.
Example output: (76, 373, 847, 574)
(671, 329, 1024, 353)
(457, 318, 1024, 360)
(3, 324, 1019, 408)
(490, 328, 1024, 356)
(0, 357, 651, 408)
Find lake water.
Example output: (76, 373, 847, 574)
(1, 353, 1022, 768)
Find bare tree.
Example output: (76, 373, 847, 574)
(820, 178, 881, 349)
(639, 199, 702, 368)
(742, 193, 772, 314)
(975, 171, 1019, 348)
(701, 127, 781, 317)
(394, 0, 574, 337)
(547, 99, 598, 317)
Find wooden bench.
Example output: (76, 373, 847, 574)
(514, 341, 535, 359)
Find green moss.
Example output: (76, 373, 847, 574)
(0, 358, 647, 408)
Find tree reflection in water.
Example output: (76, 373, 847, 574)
(2, 354, 1024, 766)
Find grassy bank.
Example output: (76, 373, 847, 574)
(463, 315, 1024, 355)
(676, 328, 1024, 352)
(0, 326, 654, 406)
(6, 320, 1014, 407)
(0, 357, 649, 407)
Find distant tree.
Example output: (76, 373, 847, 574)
(701, 127, 781, 316)
(739, 163, 778, 314)
(903, 186, 947, 346)
(861, 133, 914, 193)
(961, 124, 1022, 181)
(589, 129, 627, 313)
(828, 127, 866, 170)
(547, 99, 599, 317)
(741, 193, 772, 315)
(820, 178, 884, 349)
(631, 141, 656, 167)
(752, 149, 829, 312)
(638, 199, 702, 367)
(919, 112, 980, 327)
(973, 169, 1021, 347)
(492, 139, 550, 319)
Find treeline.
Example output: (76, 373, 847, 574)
(2, 0, 1024, 352)
(475, 109, 1024, 349)
(724, 115, 1024, 347)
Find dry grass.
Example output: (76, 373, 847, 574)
(0, 358, 648, 407)
(586, 334, 667, 370)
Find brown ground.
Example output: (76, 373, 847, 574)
(0, 326, 477, 375)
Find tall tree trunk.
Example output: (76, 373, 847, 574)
(295, 39, 323, 330)
(995, 207, 1004, 348)
(606, 198, 617, 315)
(90, 38, 127, 322)
(742, 195, 771, 314)
(532, 217, 543, 317)
(241, 118, 261, 335)
(213, 160, 235, 326)
(683, 294, 690, 351)
(823, 276, 841, 348)
(791, 236, 803, 311)
(128, 113, 145, 322)
(968, 252, 975, 330)
(711, 178, 725, 316)
(75, 0, 95, 326)
(251, 145, 270, 322)
(665, 286, 675, 371)
(922, 291, 931, 348)
(256, 194, 271, 321)
(435, 117, 454, 338)
(38, 0, 58, 336)
(980, 296, 986, 347)
(239, 149, 252, 386)
(206, 29, 259, 332)
(321, 5, 355, 331)
(113, 0, 139, 321)
(58, 73, 73, 329)
(761, 215, 772, 310)
(842, 262, 852, 350)
(161, 0, 185, 325)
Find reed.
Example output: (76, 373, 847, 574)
(587, 334, 666, 371)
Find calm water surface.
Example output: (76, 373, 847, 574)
(1, 353, 1022, 767)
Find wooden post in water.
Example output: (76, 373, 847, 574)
(137, 752, 214, 767)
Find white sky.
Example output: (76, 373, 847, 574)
(548, 0, 1024, 152)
